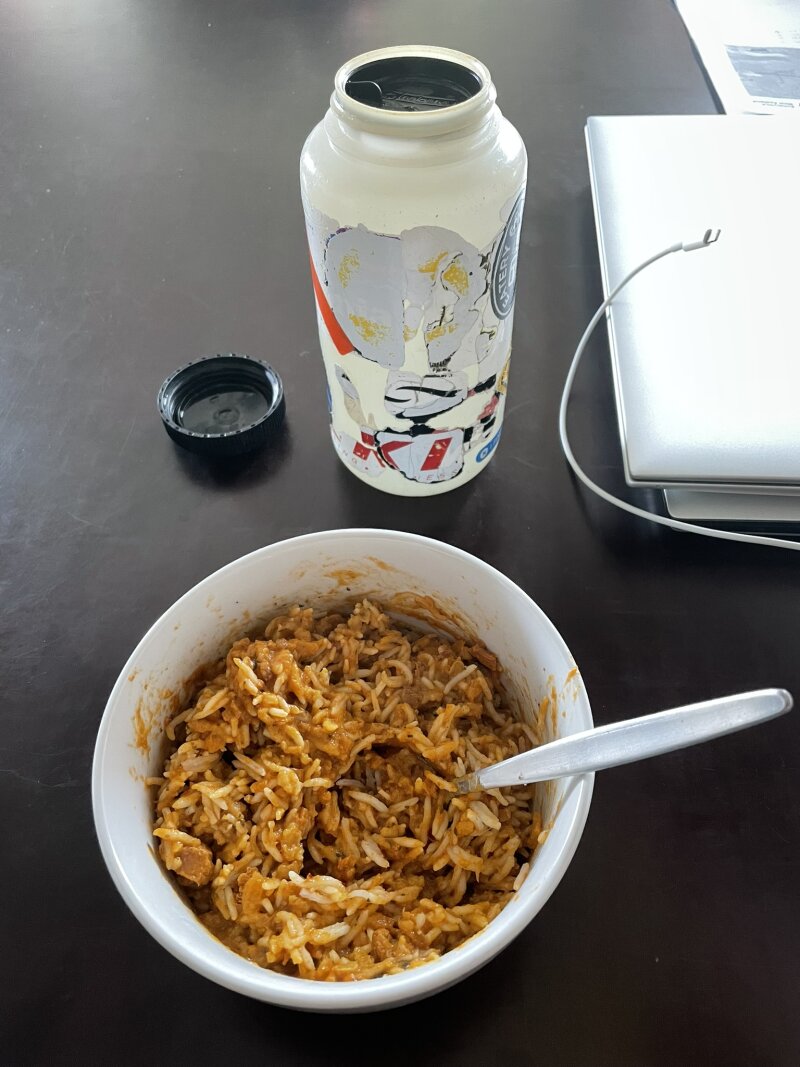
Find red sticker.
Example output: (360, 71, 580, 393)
(421, 436, 453, 470)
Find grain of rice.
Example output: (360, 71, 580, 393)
(385, 658, 414, 683)
(193, 687, 230, 720)
(338, 817, 359, 859)
(300, 890, 337, 905)
(337, 906, 372, 949)
(153, 827, 200, 845)
(180, 753, 217, 774)
(392, 837, 424, 849)
(448, 844, 484, 872)
(431, 807, 450, 840)
(312, 922, 351, 944)
(469, 800, 502, 831)
(513, 862, 530, 891)
(348, 791, 389, 813)
(361, 837, 390, 869)
(224, 887, 237, 920)
(382, 695, 402, 717)
(425, 769, 456, 793)
(232, 751, 265, 777)
(443, 662, 478, 695)
(165, 706, 193, 739)
(475, 671, 493, 700)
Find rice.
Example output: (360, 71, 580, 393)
(153, 599, 539, 982)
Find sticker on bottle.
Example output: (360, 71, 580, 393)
(305, 191, 524, 486)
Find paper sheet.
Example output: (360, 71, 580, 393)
(676, 0, 800, 113)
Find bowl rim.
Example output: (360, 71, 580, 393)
(92, 528, 594, 1011)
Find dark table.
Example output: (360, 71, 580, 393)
(3, 2, 798, 1064)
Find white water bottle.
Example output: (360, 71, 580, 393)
(300, 46, 527, 496)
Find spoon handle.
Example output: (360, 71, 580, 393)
(459, 688, 793, 792)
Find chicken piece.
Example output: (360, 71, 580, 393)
(371, 928, 395, 961)
(238, 870, 265, 919)
(468, 644, 498, 672)
(176, 844, 214, 886)
(334, 855, 357, 881)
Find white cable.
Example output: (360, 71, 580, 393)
(559, 229, 800, 552)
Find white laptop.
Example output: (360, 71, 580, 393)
(585, 115, 800, 524)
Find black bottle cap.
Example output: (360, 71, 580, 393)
(157, 354, 285, 458)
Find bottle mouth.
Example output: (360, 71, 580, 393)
(333, 46, 494, 134)
(345, 55, 482, 112)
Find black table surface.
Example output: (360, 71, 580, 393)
(3, 2, 798, 1064)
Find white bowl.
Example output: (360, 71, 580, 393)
(92, 529, 593, 1012)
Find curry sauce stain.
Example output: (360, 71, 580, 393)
(387, 591, 477, 644)
(529, 669, 589, 840)
(178, 662, 225, 705)
(366, 557, 399, 573)
(535, 683, 560, 745)
(161, 688, 183, 715)
(133, 702, 150, 753)
(131, 665, 213, 761)
(536, 694, 549, 741)
(325, 568, 363, 587)
(564, 666, 582, 705)
(549, 684, 558, 737)
(133, 678, 161, 756)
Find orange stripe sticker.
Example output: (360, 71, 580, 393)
(308, 251, 354, 356)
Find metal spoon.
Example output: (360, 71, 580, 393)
(455, 688, 793, 793)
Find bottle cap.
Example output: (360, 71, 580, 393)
(157, 353, 285, 458)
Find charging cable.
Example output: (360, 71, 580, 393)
(559, 229, 800, 551)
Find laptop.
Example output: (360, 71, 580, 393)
(585, 115, 800, 524)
